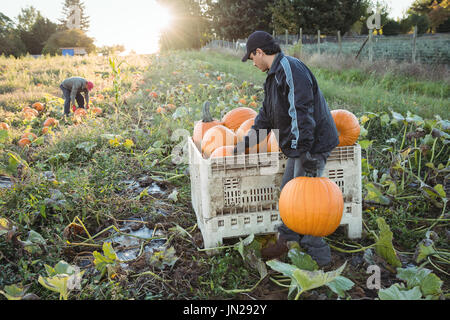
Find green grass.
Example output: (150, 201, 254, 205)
(187, 50, 449, 119)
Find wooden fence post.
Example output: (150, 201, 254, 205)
(337, 30, 342, 56)
(299, 28, 302, 45)
(317, 30, 321, 55)
(368, 31, 373, 62)
(412, 25, 417, 63)
(285, 29, 288, 46)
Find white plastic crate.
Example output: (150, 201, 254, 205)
(188, 137, 362, 249)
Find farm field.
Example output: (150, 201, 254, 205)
(0, 50, 449, 301)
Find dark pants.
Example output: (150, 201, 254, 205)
(60, 84, 85, 115)
(278, 151, 332, 266)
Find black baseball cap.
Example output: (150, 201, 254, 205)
(242, 31, 276, 62)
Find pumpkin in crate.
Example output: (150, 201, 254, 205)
(235, 118, 268, 154)
(210, 145, 235, 158)
(193, 101, 221, 149)
(201, 125, 237, 158)
(221, 107, 257, 132)
(267, 131, 281, 153)
(331, 109, 360, 146)
(279, 177, 344, 237)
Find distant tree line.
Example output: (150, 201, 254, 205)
(0, 0, 123, 57)
(1, 0, 448, 55)
(158, 0, 450, 49)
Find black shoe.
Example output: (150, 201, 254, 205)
(300, 235, 332, 267)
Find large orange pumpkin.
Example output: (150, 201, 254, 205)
(0, 122, 9, 130)
(331, 109, 360, 147)
(210, 145, 235, 158)
(201, 125, 237, 158)
(221, 107, 257, 132)
(193, 101, 221, 149)
(279, 177, 344, 237)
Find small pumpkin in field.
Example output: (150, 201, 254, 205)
(42, 126, 50, 134)
(279, 177, 344, 237)
(21, 132, 37, 141)
(331, 109, 360, 147)
(201, 125, 237, 158)
(18, 138, 32, 147)
(43, 118, 59, 128)
(91, 107, 103, 115)
(22, 107, 39, 116)
(210, 145, 235, 158)
(32, 102, 44, 112)
(74, 108, 87, 117)
(221, 107, 257, 132)
(193, 101, 222, 149)
(0, 122, 9, 130)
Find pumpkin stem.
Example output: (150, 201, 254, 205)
(202, 101, 214, 123)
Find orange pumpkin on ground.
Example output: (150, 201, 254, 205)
(32, 102, 44, 112)
(22, 107, 39, 116)
(193, 101, 222, 149)
(279, 177, 344, 237)
(331, 109, 360, 147)
(74, 108, 87, 117)
(21, 132, 37, 141)
(42, 126, 50, 134)
(18, 138, 32, 147)
(91, 107, 102, 115)
(201, 125, 237, 158)
(221, 107, 257, 132)
(43, 118, 59, 128)
(0, 122, 9, 130)
(210, 145, 235, 158)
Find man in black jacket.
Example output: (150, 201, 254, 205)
(235, 31, 340, 267)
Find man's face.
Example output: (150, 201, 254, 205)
(249, 49, 268, 72)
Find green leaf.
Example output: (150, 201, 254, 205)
(374, 218, 402, 268)
(326, 275, 355, 298)
(266, 259, 297, 278)
(76, 141, 97, 153)
(359, 139, 373, 150)
(378, 284, 422, 300)
(391, 111, 405, 122)
(420, 273, 443, 297)
(0, 129, 8, 143)
(364, 183, 391, 205)
(396, 266, 432, 288)
(149, 246, 178, 270)
(288, 248, 318, 271)
(406, 112, 424, 126)
(292, 262, 347, 294)
(414, 239, 437, 263)
(0, 284, 27, 300)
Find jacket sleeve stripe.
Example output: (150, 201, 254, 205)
(280, 57, 299, 149)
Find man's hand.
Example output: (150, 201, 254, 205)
(72, 105, 77, 112)
(300, 151, 319, 177)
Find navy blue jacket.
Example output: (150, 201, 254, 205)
(246, 52, 339, 157)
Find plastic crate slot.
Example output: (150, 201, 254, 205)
(218, 220, 224, 227)
(257, 215, 263, 223)
(244, 217, 251, 224)
(271, 214, 278, 222)
(231, 218, 237, 226)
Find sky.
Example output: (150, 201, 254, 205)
(1, 0, 416, 54)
